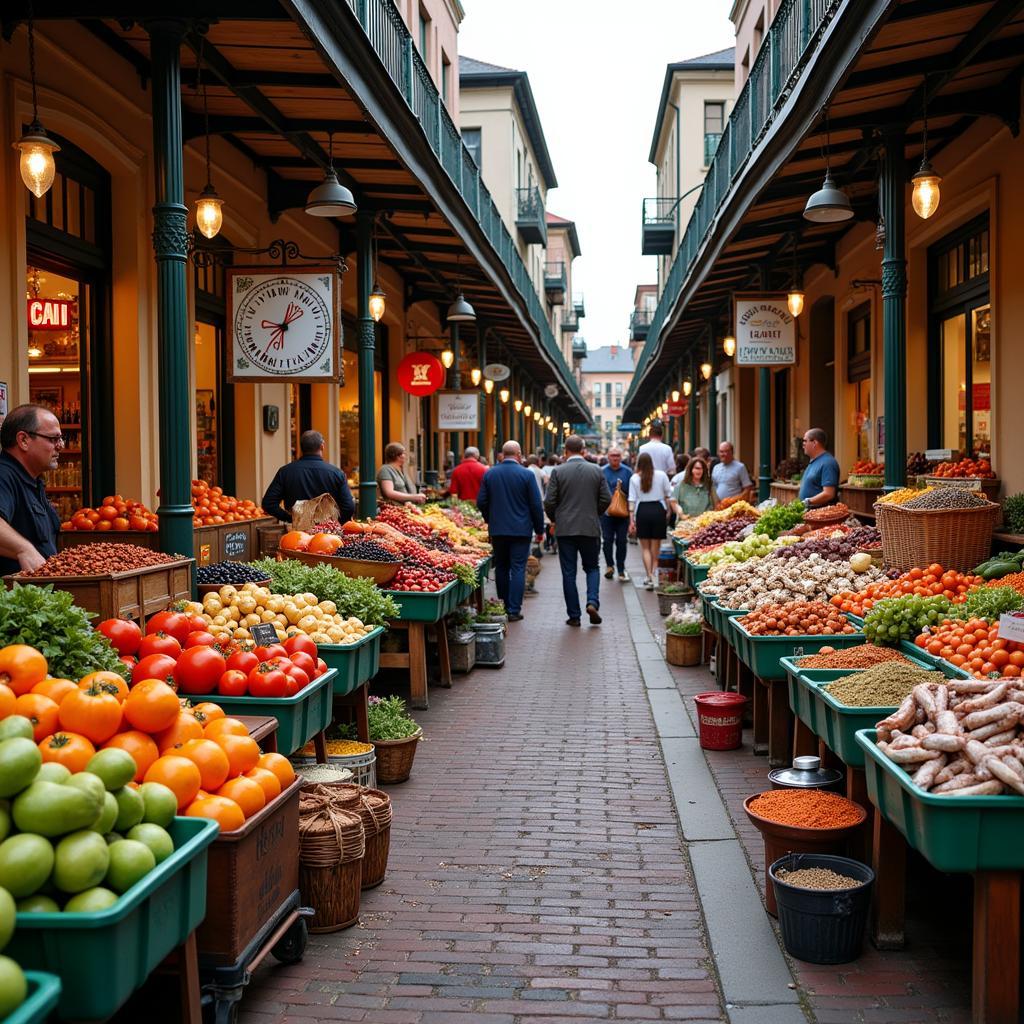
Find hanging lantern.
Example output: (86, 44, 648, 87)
(700, 362, 713, 380)
(787, 290, 805, 317)
(911, 161, 942, 219)
(683, 380, 692, 397)
(499, 388, 510, 404)
(440, 349, 454, 369)
(523, 404, 532, 417)
(723, 335, 736, 357)
(195, 184, 224, 240)
(368, 282, 386, 322)
(483, 378, 494, 394)
(470, 367, 482, 386)
(14, 16, 59, 199)
(671, 389, 680, 402)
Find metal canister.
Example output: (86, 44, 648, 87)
(768, 755, 845, 794)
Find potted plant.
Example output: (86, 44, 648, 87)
(474, 598, 507, 625)
(656, 580, 692, 616)
(366, 695, 423, 784)
(447, 607, 477, 674)
(664, 602, 703, 666)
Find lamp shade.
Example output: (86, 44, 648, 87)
(911, 159, 942, 219)
(194, 184, 224, 240)
(305, 168, 357, 217)
(446, 293, 476, 322)
(14, 124, 59, 198)
(787, 289, 805, 318)
(368, 283, 386, 322)
(723, 335, 736, 357)
(803, 172, 854, 223)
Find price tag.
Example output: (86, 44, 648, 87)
(997, 614, 1024, 643)
(925, 449, 954, 462)
(928, 476, 982, 489)
(249, 622, 280, 647)
(223, 530, 247, 558)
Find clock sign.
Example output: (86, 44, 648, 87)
(227, 267, 342, 383)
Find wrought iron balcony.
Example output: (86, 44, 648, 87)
(572, 338, 587, 359)
(561, 310, 579, 334)
(544, 261, 567, 304)
(641, 197, 676, 255)
(573, 294, 585, 317)
(516, 186, 547, 246)
(629, 307, 652, 342)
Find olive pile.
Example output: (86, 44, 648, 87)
(338, 539, 402, 563)
(689, 516, 756, 548)
(902, 487, 988, 510)
(195, 560, 269, 585)
(772, 537, 856, 562)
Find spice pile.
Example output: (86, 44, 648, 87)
(804, 502, 851, 523)
(17, 544, 183, 576)
(796, 644, 909, 669)
(748, 789, 863, 828)
(902, 488, 990, 510)
(738, 600, 856, 636)
(776, 866, 861, 890)
(878, 486, 933, 505)
(823, 663, 947, 707)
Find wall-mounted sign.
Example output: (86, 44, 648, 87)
(228, 267, 341, 383)
(483, 363, 510, 381)
(396, 351, 445, 396)
(666, 401, 686, 417)
(437, 390, 480, 431)
(27, 299, 74, 330)
(544, 383, 559, 399)
(734, 294, 796, 365)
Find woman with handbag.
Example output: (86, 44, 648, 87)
(600, 447, 633, 581)
(628, 452, 673, 589)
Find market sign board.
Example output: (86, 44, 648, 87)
(228, 267, 342, 383)
(483, 363, 510, 381)
(666, 401, 686, 417)
(396, 351, 445, 396)
(437, 390, 480, 431)
(734, 294, 796, 366)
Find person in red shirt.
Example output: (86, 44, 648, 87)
(447, 446, 488, 504)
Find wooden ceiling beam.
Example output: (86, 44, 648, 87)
(181, 114, 371, 140)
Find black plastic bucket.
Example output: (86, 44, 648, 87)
(769, 853, 875, 964)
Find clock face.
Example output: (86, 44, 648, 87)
(230, 271, 338, 380)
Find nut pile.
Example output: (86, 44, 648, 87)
(776, 867, 861, 890)
(797, 644, 908, 669)
(17, 544, 183, 576)
(902, 488, 989, 510)
(823, 664, 946, 707)
(803, 502, 851, 522)
(738, 600, 855, 636)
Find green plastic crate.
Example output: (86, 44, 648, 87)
(318, 625, 384, 697)
(207, 669, 334, 755)
(684, 558, 710, 588)
(672, 537, 689, 559)
(7, 972, 61, 1024)
(710, 602, 746, 638)
(8, 817, 218, 1021)
(475, 556, 492, 585)
(856, 729, 1024, 873)
(383, 580, 461, 622)
(728, 616, 866, 680)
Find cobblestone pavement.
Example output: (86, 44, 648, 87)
(242, 549, 727, 1023)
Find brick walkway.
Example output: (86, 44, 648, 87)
(242, 550, 726, 1023)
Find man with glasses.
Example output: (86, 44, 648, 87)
(0, 404, 63, 574)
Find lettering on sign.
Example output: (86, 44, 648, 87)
(223, 530, 248, 558)
(998, 614, 1024, 643)
(925, 449, 954, 462)
(248, 622, 279, 648)
(27, 298, 74, 330)
(929, 476, 982, 490)
(437, 390, 480, 431)
(734, 295, 797, 365)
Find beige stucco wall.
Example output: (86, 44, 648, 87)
(397, 0, 464, 117)
(729, 0, 783, 89)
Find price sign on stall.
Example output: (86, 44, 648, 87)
(998, 614, 1024, 644)
(249, 622, 280, 647)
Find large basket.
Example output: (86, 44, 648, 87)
(875, 500, 1000, 571)
(373, 729, 422, 784)
(307, 783, 393, 889)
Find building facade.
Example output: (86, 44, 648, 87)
(545, 213, 585, 367)
(580, 346, 635, 448)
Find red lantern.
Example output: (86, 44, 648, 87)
(396, 351, 445, 396)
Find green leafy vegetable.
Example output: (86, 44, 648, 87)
(0, 584, 127, 680)
(962, 586, 1024, 621)
(1003, 493, 1024, 534)
(753, 500, 806, 539)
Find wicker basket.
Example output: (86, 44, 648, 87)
(301, 784, 393, 889)
(373, 729, 422, 784)
(874, 500, 1000, 571)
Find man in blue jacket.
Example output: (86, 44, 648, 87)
(476, 441, 544, 622)
(601, 447, 633, 581)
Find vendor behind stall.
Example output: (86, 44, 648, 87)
(377, 443, 426, 505)
(0, 404, 62, 574)
(799, 428, 841, 507)
(261, 430, 355, 524)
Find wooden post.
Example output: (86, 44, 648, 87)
(972, 871, 1021, 1024)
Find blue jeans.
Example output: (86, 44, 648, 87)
(601, 515, 629, 573)
(490, 535, 531, 615)
(557, 535, 600, 620)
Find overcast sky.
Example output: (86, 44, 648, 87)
(458, 0, 735, 353)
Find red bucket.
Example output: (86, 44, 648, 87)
(694, 692, 747, 751)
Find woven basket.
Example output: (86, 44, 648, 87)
(875, 500, 1000, 571)
(303, 783, 393, 887)
(373, 729, 422, 784)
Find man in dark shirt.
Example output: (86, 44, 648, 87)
(0, 404, 63, 575)
(261, 430, 355, 524)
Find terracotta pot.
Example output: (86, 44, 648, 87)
(665, 631, 701, 666)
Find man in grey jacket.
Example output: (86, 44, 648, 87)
(544, 435, 612, 626)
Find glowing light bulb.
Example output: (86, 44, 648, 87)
(14, 128, 59, 198)
(470, 368, 482, 386)
(787, 290, 805, 318)
(440, 349, 454, 369)
(499, 388, 510, 404)
(368, 283, 386, 322)
(911, 163, 942, 219)
(194, 186, 224, 240)
(683, 380, 692, 397)
(700, 362, 712, 380)
(723, 335, 736, 357)
(484, 378, 494, 394)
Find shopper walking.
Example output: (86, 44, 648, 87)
(673, 455, 717, 518)
(262, 430, 355, 525)
(544, 435, 611, 626)
(446, 446, 487, 504)
(476, 442, 544, 623)
(525, 453, 547, 499)
(711, 441, 753, 502)
(629, 451, 672, 589)
(799, 428, 841, 507)
(637, 422, 676, 478)
(601, 447, 632, 581)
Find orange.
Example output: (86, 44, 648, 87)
(203, 717, 248, 741)
(307, 533, 342, 555)
(124, 679, 180, 733)
(177, 738, 231, 790)
(79, 671, 129, 703)
(30, 678, 76, 706)
(39, 731, 95, 773)
(144, 754, 202, 810)
(211, 733, 260, 777)
(103, 730, 160, 782)
(14, 693, 60, 742)
(155, 711, 204, 752)
(190, 702, 225, 724)
(185, 795, 245, 833)
(257, 752, 296, 790)
(216, 776, 265, 818)
(245, 766, 281, 802)
(279, 531, 312, 552)
(0, 684, 14, 721)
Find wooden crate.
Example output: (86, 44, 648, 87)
(839, 484, 883, 518)
(4, 558, 193, 626)
(193, 518, 274, 566)
(770, 481, 801, 505)
(257, 521, 286, 556)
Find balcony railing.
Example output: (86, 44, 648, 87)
(339, 0, 585, 411)
(641, 197, 676, 255)
(561, 309, 579, 334)
(544, 261, 567, 304)
(627, 0, 841, 409)
(572, 338, 587, 358)
(573, 294, 585, 317)
(516, 186, 547, 246)
(629, 307, 652, 341)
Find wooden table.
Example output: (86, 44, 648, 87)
(379, 619, 452, 709)
(239, 713, 327, 762)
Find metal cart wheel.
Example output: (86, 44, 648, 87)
(270, 916, 308, 964)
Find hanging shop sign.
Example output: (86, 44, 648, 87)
(734, 294, 797, 365)
(544, 383, 559, 399)
(396, 351, 445, 396)
(27, 298, 74, 330)
(666, 401, 687, 417)
(483, 363, 510, 381)
(437, 390, 480, 431)
(227, 267, 341, 383)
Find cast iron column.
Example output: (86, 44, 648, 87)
(759, 367, 772, 500)
(707, 336, 718, 454)
(881, 131, 908, 491)
(356, 211, 378, 517)
(148, 21, 194, 559)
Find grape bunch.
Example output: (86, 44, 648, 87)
(863, 594, 952, 645)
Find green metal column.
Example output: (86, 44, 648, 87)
(881, 132, 908, 491)
(495, 396, 504, 453)
(356, 211, 378, 517)
(148, 21, 193, 559)
(707, 337, 718, 454)
(758, 367, 771, 501)
(448, 322, 461, 456)
(688, 355, 698, 452)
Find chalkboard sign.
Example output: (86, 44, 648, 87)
(249, 622, 280, 648)
(223, 530, 248, 559)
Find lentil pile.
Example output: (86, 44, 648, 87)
(748, 789, 863, 829)
(902, 487, 989, 510)
(796, 644, 909, 669)
(803, 502, 851, 523)
(776, 866, 861, 890)
(822, 663, 947, 707)
(18, 543, 183, 576)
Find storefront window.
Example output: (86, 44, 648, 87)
(338, 351, 382, 486)
(194, 323, 218, 485)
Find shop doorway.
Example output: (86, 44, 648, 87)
(809, 297, 835, 452)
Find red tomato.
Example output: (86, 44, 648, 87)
(173, 647, 226, 696)
(218, 670, 249, 696)
(315, 658, 328, 679)
(283, 635, 317, 660)
(247, 664, 288, 698)
(226, 651, 259, 675)
(184, 614, 208, 634)
(132, 654, 178, 687)
(137, 632, 183, 661)
(98, 618, 143, 656)
(184, 631, 217, 649)
(145, 611, 190, 645)
(254, 645, 288, 663)
(285, 665, 310, 693)
(119, 655, 138, 670)
(288, 651, 316, 677)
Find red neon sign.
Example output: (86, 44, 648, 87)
(27, 299, 74, 331)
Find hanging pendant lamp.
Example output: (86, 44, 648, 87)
(804, 110, 853, 223)
(911, 91, 941, 219)
(305, 132, 356, 217)
(193, 43, 224, 239)
(446, 292, 476, 322)
(13, 7, 59, 198)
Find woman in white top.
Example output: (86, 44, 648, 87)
(628, 452, 673, 589)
